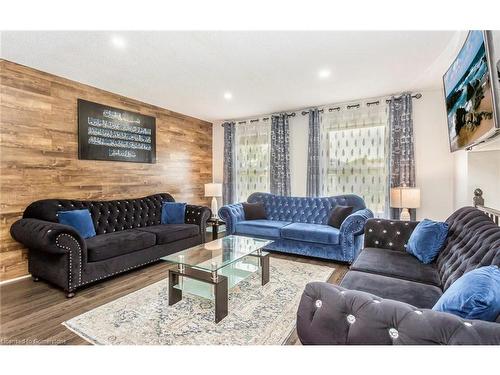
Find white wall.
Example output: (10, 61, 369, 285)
(452, 150, 470, 209)
(289, 114, 308, 196)
(452, 137, 500, 210)
(468, 150, 500, 209)
(212, 123, 225, 209)
(212, 88, 458, 220)
(412, 89, 455, 220)
(212, 123, 224, 183)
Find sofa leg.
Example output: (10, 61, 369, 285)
(66, 292, 75, 298)
(32, 276, 39, 282)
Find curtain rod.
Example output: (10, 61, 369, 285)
(226, 112, 296, 125)
(222, 93, 422, 124)
(301, 93, 422, 115)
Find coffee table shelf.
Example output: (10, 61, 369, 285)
(162, 235, 273, 323)
(173, 256, 260, 300)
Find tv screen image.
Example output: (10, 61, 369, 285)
(443, 31, 496, 151)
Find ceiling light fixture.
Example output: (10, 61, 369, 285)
(111, 35, 127, 49)
(223, 92, 233, 100)
(318, 69, 331, 79)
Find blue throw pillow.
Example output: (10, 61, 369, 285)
(161, 202, 186, 224)
(57, 209, 96, 239)
(406, 219, 448, 264)
(433, 265, 500, 321)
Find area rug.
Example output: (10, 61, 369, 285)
(63, 258, 334, 345)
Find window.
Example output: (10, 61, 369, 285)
(320, 103, 388, 217)
(234, 119, 271, 202)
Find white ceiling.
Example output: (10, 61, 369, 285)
(1, 31, 466, 122)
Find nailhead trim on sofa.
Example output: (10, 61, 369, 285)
(79, 258, 161, 286)
(11, 193, 211, 295)
(55, 229, 162, 290)
(55, 233, 82, 290)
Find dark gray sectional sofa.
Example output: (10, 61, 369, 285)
(297, 207, 500, 344)
(10, 193, 211, 297)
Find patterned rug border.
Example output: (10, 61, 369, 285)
(62, 322, 102, 345)
(63, 259, 334, 345)
(63, 311, 301, 346)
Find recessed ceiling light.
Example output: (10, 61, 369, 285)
(223, 92, 233, 100)
(318, 69, 331, 79)
(111, 35, 127, 49)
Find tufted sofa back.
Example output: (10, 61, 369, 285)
(23, 193, 174, 235)
(437, 207, 500, 291)
(247, 192, 366, 224)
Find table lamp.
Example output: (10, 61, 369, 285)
(204, 183, 222, 218)
(390, 187, 420, 221)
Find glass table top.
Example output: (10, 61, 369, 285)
(161, 235, 272, 272)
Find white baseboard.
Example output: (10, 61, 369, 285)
(0, 274, 31, 285)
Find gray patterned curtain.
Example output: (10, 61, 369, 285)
(388, 93, 416, 220)
(270, 114, 291, 196)
(222, 121, 236, 204)
(307, 109, 321, 197)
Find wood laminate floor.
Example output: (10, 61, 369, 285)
(0, 237, 348, 345)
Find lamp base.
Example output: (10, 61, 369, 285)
(211, 196, 218, 218)
(400, 208, 411, 221)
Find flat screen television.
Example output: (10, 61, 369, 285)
(443, 30, 500, 152)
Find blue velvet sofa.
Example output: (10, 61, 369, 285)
(218, 192, 373, 263)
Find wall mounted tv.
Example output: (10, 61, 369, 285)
(443, 30, 500, 152)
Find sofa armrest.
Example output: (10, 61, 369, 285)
(337, 208, 373, 262)
(297, 282, 500, 345)
(218, 203, 245, 234)
(340, 208, 373, 236)
(11, 218, 87, 293)
(363, 218, 419, 252)
(10, 218, 86, 255)
(185, 205, 212, 235)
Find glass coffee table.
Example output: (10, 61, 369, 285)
(161, 235, 272, 323)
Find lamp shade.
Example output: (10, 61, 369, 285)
(204, 183, 222, 197)
(390, 187, 421, 208)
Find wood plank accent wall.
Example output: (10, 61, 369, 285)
(0, 60, 213, 281)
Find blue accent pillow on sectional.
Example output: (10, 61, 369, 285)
(406, 219, 448, 264)
(433, 265, 500, 321)
(57, 209, 96, 239)
(161, 202, 186, 224)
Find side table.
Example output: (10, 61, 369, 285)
(206, 217, 225, 241)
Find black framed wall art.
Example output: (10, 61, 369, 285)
(78, 99, 156, 163)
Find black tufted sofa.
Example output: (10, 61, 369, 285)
(10, 193, 211, 297)
(296, 207, 500, 344)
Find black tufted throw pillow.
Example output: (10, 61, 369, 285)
(242, 202, 267, 220)
(328, 205, 353, 228)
